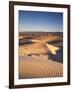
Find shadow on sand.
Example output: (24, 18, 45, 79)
(48, 47, 63, 63)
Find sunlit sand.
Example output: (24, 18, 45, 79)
(19, 32, 63, 79)
(19, 56, 63, 78)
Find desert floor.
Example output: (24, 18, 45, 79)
(19, 55, 63, 79)
(19, 32, 63, 79)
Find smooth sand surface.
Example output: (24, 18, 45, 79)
(19, 43, 49, 56)
(19, 56, 63, 79)
(34, 35, 60, 42)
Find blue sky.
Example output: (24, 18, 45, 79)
(19, 10, 63, 32)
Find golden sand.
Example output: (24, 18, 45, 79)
(19, 56, 63, 79)
(19, 33, 63, 79)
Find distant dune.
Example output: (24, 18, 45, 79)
(34, 35, 60, 42)
(19, 34, 60, 42)
(19, 56, 63, 79)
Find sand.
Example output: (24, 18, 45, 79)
(19, 56, 63, 79)
(19, 33, 63, 79)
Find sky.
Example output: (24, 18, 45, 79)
(19, 10, 63, 32)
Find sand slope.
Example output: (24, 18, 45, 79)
(19, 56, 63, 79)
(19, 43, 49, 56)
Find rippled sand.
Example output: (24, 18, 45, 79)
(19, 56, 63, 79)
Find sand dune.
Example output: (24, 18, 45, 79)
(34, 35, 60, 42)
(19, 34, 61, 55)
(19, 42, 60, 56)
(19, 35, 60, 42)
(19, 33, 63, 79)
(19, 56, 63, 79)
(19, 43, 49, 56)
